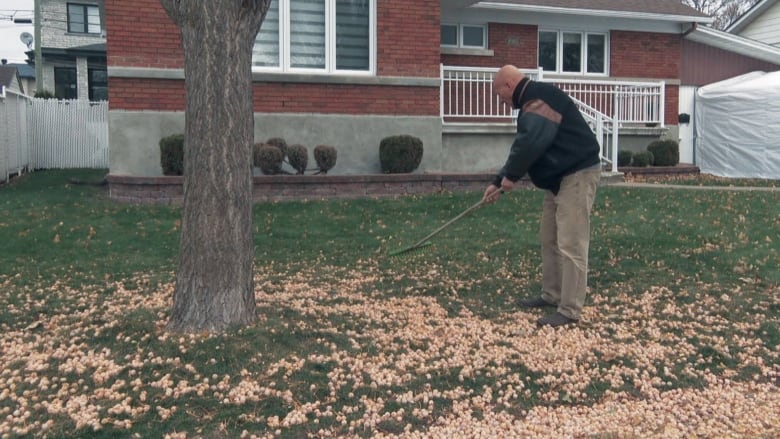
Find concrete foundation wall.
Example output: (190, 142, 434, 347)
(109, 112, 443, 176)
(109, 111, 676, 177)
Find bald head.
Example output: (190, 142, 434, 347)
(493, 65, 526, 107)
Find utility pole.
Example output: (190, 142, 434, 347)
(34, 0, 42, 94)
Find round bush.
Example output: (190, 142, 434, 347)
(159, 133, 185, 176)
(617, 150, 633, 167)
(287, 144, 308, 174)
(379, 135, 423, 174)
(253, 143, 284, 175)
(314, 145, 337, 174)
(647, 140, 679, 166)
(632, 150, 654, 167)
(266, 137, 288, 156)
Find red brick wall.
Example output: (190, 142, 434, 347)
(377, 0, 440, 77)
(105, 0, 184, 69)
(440, 23, 537, 68)
(611, 31, 681, 125)
(106, 0, 440, 115)
(611, 31, 681, 78)
(110, 78, 439, 115)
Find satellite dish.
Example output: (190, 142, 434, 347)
(20, 32, 34, 49)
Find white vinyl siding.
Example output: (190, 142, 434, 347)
(739, 2, 780, 46)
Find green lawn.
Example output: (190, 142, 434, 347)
(1, 170, 778, 438)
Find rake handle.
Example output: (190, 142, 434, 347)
(409, 191, 501, 249)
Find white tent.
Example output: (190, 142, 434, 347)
(695, 71, 780, 179)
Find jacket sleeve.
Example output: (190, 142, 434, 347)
(498, 99, 561, 181)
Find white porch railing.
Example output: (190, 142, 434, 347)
(440, 65, 543, 123)
(441, 65, 666, 173)
(551, 79, 665, 127)
(570, 96, 619, 173)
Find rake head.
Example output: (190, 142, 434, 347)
(387, 241, 434, 258)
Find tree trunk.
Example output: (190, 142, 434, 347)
(160, 0, 269, 333)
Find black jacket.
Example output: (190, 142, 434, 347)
(494, 77, 601, 194)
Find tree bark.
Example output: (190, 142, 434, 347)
(159, 0, 270, 333)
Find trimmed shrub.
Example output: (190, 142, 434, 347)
(266, 137, 288, 156)
(632, 150, 654, 167)
(647, 140, 679, 166)
(314, 145, 337, 174)
(287, 144, 308, 175)
(160, 134, 185, 176)
(618, 150, 633, 167)
(254, 143, 284, 175)
(379, 135, 423, 174)
(34, 89, 56, 99)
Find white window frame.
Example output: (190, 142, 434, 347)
(538, 29, 609, 76)
(253, 0, 376, 75)
(441, 23, 487, 49)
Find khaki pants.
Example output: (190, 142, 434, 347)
(539, 167, 600, 320)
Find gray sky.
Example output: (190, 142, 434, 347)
(0, 0, 35, 64)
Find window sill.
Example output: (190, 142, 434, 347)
(440, 47, 494, 57)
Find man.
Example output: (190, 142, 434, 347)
(483, 65, 601, 328)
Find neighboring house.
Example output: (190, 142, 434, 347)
(727, 0, 780, 46)
(7, 63, 36, 95)
(103, 0, 779, 183)
(37, 0, 107, 100)
(0, 65, 25, 95)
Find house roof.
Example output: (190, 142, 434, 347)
(0, 66, 20, 89)
(726, 0, 779, 33)
(685, 23, 780, 65)
(468, 0, 712, 23)
(8, 63, 35, 79)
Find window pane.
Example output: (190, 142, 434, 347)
(462, 25, 484, 47)
(336, 0, 369, 70)
(87, 6, 101, 33)
(587, 34, 605, 74)
(441, 25, 457, 46)
(253, 0, 280, 67)
(89, 68, 108, 100)
(538, 31, 557, 72)
(290, 0, 326, 69)
(562, 32, 581, 73)
(68, 4, 85, 33)
(55, 67, 77, 100)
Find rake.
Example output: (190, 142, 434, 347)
(388, 191, 501, 258)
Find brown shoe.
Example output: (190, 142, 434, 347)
(537, 312, 578, 328)
(519, 297, 556, 308)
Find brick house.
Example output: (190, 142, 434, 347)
(36, 0, 107, 100)
(104, 0, 780, 184)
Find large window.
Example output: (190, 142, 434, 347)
(67, 3, 101, 34)
(54, 67, 77, 99)
(441, 24, 486, 49)
(538, 30, 607, 75)
(253, 0, 374, 73)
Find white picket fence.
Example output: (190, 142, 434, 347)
(0, 90, 108, 183)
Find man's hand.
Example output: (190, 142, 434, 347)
(482, 178, 515, 204)
(482, 184, 503, 204)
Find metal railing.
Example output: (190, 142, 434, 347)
(440, 65, 543, 124)
(440, 65, 665, 127)
(551, 79, 665, 127)
(440, 65, 667, 173)
(570, 96, 619, 172)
